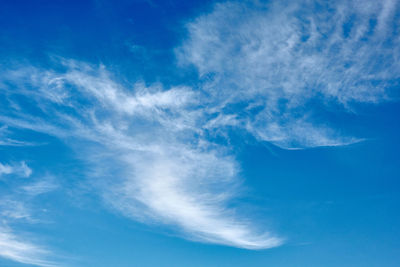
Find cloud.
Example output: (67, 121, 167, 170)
(0, 199, 32, 221)
(107, 145, 282, 249)
(22, 177, 59, 196)
(0, 164, 60, 265)
(0, 125, 38, 146)
(177, 0, 400, 148)
(1, 176, 59, 224)
(0, 227, 57, 267)
(0, 161, 32, 178)
(0, 59, 282, 249)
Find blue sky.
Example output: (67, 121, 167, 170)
(0, 0, 399, 266)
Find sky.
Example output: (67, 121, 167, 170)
(0, 0, 399, 266)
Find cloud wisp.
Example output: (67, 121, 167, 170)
(0, 126, 39, 146)
(0, 227, 57, 267)
(0, 162, 60, 266)
(0, 161, 32, 178)
(177, 0, 400, 148)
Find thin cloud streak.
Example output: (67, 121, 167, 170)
(0, 159, 61, 266)
(0, 227, 58, 267)
(0, 125, 40, 146)
(22, 177, 59, 196)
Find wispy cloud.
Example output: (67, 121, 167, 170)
(0, 59, 282, 249)
(0, 161, 32, 178)
(0, 199, 32, 221)
(107, 145, 281, 249)
(21, 176, 59, 196)
(0, 227, 57, 267)
(0, 125, 42, 146)
(177, 0, 400, 148)
(0, 163, 60, 265)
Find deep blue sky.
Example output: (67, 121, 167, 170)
(0, 1, 399, 266)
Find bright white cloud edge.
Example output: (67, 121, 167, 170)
(0, 228, 57, 267)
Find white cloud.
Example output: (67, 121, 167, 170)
(0, 199, 32, 221)
(0, 176, 59, 224)
(0, 227, 57, 267)
(0, 163, 13, 175)
(107, 145, 282, 249)
(0, 125, 38, 146)
(0, 161, 32, 178)
(22, 177, 59, 196)
(177, 0, 400, 148)
(0, 161, 60, 265)
(0, 60, 282, 249)
(0, 139, 38, 146)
